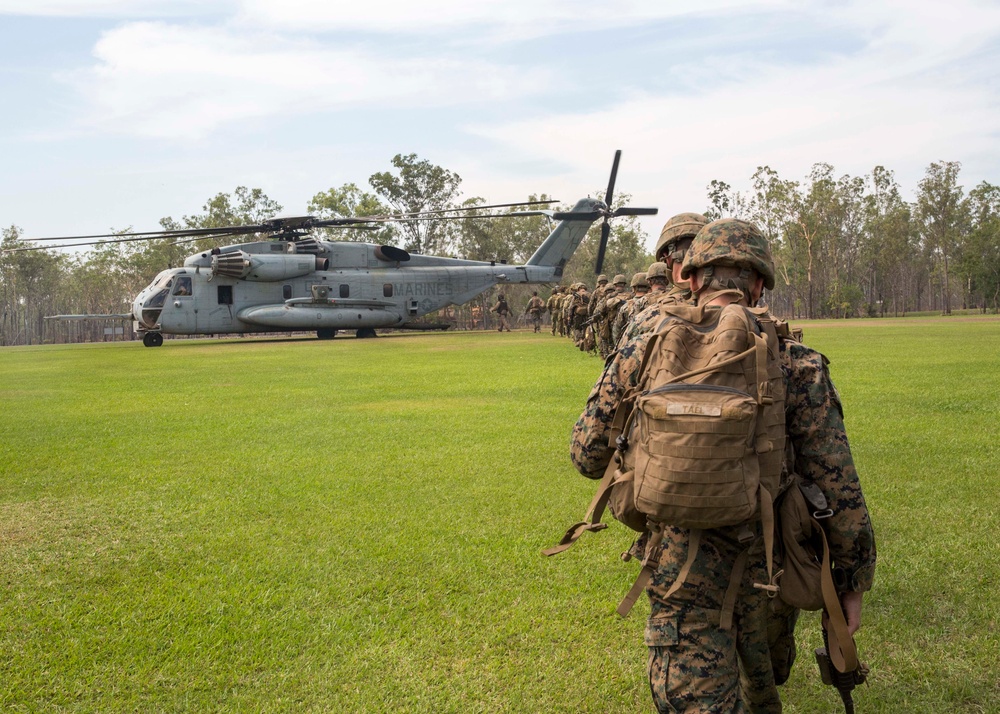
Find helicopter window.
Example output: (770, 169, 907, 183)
(148, 289, 169, 309)
(283, 285, 292, 300)
(339, 284, 350, 298)
(173, 277, 192, 296)
(218, 285, 233, 305)
(383, 284, 393, 298)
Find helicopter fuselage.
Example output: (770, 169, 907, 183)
(130, 197, 599, 344)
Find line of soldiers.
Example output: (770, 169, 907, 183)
(545, 212, 711, 356)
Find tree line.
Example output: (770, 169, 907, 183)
(706, 161, 1000, 319)
(2, 156, 998, 346)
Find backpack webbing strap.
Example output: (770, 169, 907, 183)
(720, 547, 750, 630)
(616, 527, 704, 618)
(819, 528, 860, 673)
(752, 486, 783, 598)
(541, 456, 617, 556)
(615, 527, 669, 617)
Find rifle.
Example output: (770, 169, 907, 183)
(815, 623, 869, 714)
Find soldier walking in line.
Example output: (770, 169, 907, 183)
(593, 274, 628, 358)
(491, 293, 512, 332)
(569, 218, 876, 713)
(526, 291, 546, 333)
(612, 272, 649, 346)
(546, 287, 562, 335)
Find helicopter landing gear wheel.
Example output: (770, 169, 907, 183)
(142, 332, 163, 347)
(317, 328, 337, 340)
(355, 328, 377, 339)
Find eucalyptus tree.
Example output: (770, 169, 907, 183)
(863, 167, 919, 316)
(963, 181, 1000, 311)
(0, 225, 65, 345)
(308, 182, 396, 244)
(369, 154, 462, 255)
(916, 161, 968, 315)
(745, 167, 803, 317)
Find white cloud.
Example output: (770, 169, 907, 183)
(463, 0, 1000, 224)
(60, 21, 552, 139)
(234, 0, 790, 36)
(0, 0, 225, 17)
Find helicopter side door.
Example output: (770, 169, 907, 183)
(167, 274, 198, 332)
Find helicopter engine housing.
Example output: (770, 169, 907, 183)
(211, 251, 328, 281)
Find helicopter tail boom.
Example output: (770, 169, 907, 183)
(524, 198, 601, 271)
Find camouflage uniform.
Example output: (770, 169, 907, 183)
(492, 295, 512, 332)
(612, 273, 649, 346)
(588, 275, 609, 318)
(622, 283, 696, 343)
(546, 289, 562, 335)
(615, 262, 668, 347)
(594, 276, 627, 358)
(561, 288, 577, 339)
(571, 287, 591, 349)
(527, 294, 546, 333)
(569, 220, 876, 713)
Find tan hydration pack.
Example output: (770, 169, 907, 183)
(545, 296, 787, 619)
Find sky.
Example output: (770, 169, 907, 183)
(2, 0, 1000, 251)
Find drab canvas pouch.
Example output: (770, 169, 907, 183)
(608, 469, 646, 533)
(776, 479, 827, 611)
(632, 383, 761, 529)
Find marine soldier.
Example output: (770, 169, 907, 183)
(546, 287, 562, 335)
(588, 274, 610, 319)
(562, 287, 574, 337)
(570, 283, 591, 349)
(526, 291, 546, 333)
(616, 261, 669, 342)
(569, 218, 876, 713)
(611, 272, 649, 346)
(593, 274, 628, 358)
(491, 293, 512, 332)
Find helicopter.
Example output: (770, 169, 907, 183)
(10, 152, 656, 347)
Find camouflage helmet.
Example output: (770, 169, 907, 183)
(597, 274, 608, 284)
(656, 212, 711, 261)
(681, 218, 776, 291)
(613, 273, 627, 285)
(630, 272, 649, 289)
(646, 261, 670, 281)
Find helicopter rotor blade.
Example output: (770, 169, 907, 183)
(379, 199, 558, 219)
(604, 149, 621, 208)
(595, 221, 611, 276)
(23, 224, 269, 242)
(612, 207, 659, 217)
(551, 210, 603, 221)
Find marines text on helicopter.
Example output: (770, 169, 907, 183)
(9, 152, 655, 346)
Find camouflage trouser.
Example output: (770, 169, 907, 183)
(644, 527, 799, 713)
(531, 313, 542, 332)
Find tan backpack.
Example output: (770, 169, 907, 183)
(545, 296, 787, 621)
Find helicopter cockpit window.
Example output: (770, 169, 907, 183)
(339, 284, 350, 298)
(383, 284, 393, 298)
(173, 276, 192, 296)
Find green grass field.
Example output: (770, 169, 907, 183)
(2, 318, 998, 713)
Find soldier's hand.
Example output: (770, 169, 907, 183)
(841, 591, 863, 635)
